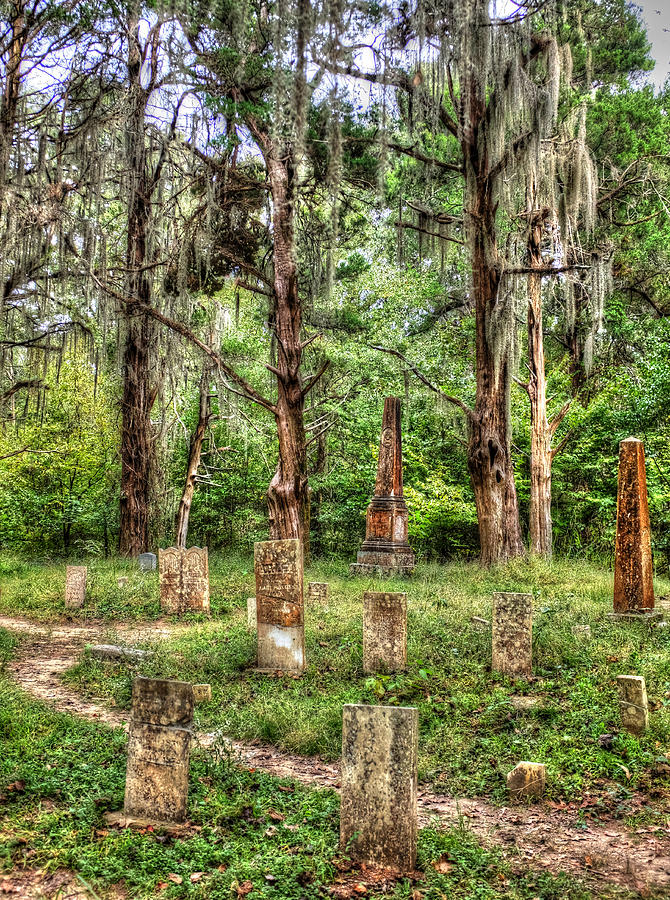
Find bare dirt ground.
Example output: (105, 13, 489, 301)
(1, 614, 670, 896)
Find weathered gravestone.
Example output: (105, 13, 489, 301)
(254, 539, 305, 673)
(246, 596, 257, 629)
(158, 547, 210, 614)
(507, 761, 546, 799)
(340, 704, 417, 872)
(138, 552, 157, 572)
(193, 683, 212, 703)
(363, 592, 407, 673)
(492, 592, 533, 678)
(617, 675, 648, 735)
(351, 397, 415, 576)
(65, 566, 87, 609)
(123, 677, 194, 822)
(308, 582, 329, 604)
(613, 438, 655, 616)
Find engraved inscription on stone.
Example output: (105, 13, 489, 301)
(158, 547, 209, 614)
(254, 539, 305, 672)
(340, 704, 417, 872)
(617, 675, 648, 735)
(491, 592, 532, 678)
(307, 582, 329, 604)
(363, 592, 407, 673)
(123, 677, 194, 823)
(65, 566, 87, 609)
(507, 761, 546, 799)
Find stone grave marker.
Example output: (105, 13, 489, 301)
(492, 592, 532, 678)
(123, 677, 194, 822)
(158, 547, 210, 614)
(65, 565, 87, 609)
(193, 683, 212, 703)
(246, 596, 257, 629)
(138, 552, 157, 572)
(351, 397, 415, 575)
(254, 539, 305, 673)
(617, 675, 648, 735)
(613, 438, 655, 616)
(507, 761, 546, 799)
(308, 582, 329, 604)
(340, 703, 417, 872)
(363, 591, 407, 673)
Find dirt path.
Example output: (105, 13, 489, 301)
(1, 614, 670, 895)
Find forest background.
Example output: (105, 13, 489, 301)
(0, 0, 669, 570)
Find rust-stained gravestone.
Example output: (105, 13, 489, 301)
(617, 675, 649, 735)
(340, 704, 417, 872)
(123, 677, 194, 822)
(363, 592, 407, 673)
(491, 593, 532, 678)
(351, 397, 415, 576)
(65, 566, 87, 609)
(254, 539, 305, 673)
(158, 547, 210, 614)
(507, 761, 546, 799)
(613, 438, 655, 615)
(308, 582, 329, 604)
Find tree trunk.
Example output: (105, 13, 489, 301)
(464, 152, 524, 566)
(0, 1, 25, 194)
(175, 370, 211, 549)
(118, 8, 155, 557)
(265, 153, 310, 557)
(527, 214, 553, 558)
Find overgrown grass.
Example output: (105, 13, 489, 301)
(0, 666, 637, 899)
(51, 554, 670, 812)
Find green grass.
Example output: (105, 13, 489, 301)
(48, 554, 670, 813)
(0, 667, 638, 899)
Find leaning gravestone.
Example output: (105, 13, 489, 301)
(65, 565, 87, 609)
(613, 438, 655, 616)
(307, 582, 329, 604)
(340, 703, 417, 872)
(617, 675, 649, 735)
(363, 591, 407, 673)
(138, 552, 157, 572)
(254, 539, 305, 673)
(492, 592, 533, 678)
(158, 547, 210, 614)
(123, 677, 194, 822)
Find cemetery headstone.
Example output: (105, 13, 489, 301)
(351, 397, 415, 576)
(246, 596, 257, 629)
(138, 552, 157, 572)
(158, 547, 210, 614)
(491, 592, 533, 678)
(307, 582, 329, 603)
(254, 539, 305, 672)
(340, 703, 417, 872)
(617, 675, 649, 735)
(193, 683, 212, 703)
(506, 761, 546, 799)
(363, 591, 407, 673)
(123, 677, 194, 822)
(90, 644, 150, 663)
(65, 565, 87, 609)
(613, 438, 655, 615)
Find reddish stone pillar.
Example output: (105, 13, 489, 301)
(351, 397, 415, 575)
(613, 437, 654, 613)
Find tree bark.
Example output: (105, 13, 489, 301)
(118, 7, 156, 557)
(175, 370, 211, 549)
(526, 213, 553, 558)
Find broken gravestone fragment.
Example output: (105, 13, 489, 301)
(617, 674, 649, 735)
(506, 761, 546, 799)
(254, 539, 305, 673)
(246, 596, 257, 629)
(363, 592, 407, 674)
(123, 677, 194, 823)
(65, 566, 87, 609)
(491, 592, 532, 678)
(89, 645, 150, 663)
(340, 703, 417, 873)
